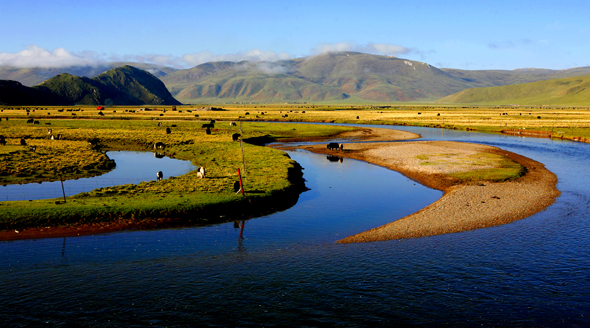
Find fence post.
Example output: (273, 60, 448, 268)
(237, 168, 245, 196)
(60, 177, 66, 203)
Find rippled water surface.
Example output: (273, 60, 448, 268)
(1, 126, 589, 327)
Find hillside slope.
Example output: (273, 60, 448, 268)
(0, 80, 66, 105)
(163, 52, 474, 103)
(0, 66, 181, 106)
(0, 63, 177, 87)
(438, 74, 590, 106)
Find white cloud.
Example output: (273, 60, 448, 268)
(0, 45, 100, 68)
(310, 42, 411, 57)
(312, 42, 355, 55)
(0, 43, 414, 72)
(361, 43, 410, 56)
(182, 49, 292, 67)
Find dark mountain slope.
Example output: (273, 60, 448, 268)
(0, 66, 181, 106)
(0, 80, 66, 105)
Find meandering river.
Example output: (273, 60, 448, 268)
(0, 125, 588, 327)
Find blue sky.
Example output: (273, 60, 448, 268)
(1, 0, 588, 70)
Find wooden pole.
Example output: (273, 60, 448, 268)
(237, 168, 245, 196)
(60, 177, 66, 203)
(239, 120, 247, 176)
(239, 220, 245, 239)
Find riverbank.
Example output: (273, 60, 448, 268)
(0, 121, 354, 241)
(299, 128, 560, 242)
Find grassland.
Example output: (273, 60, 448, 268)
(0, 112, 355, 232)
(1, 102, 589, 235)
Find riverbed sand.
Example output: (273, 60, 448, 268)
(301, 128, 560, 243)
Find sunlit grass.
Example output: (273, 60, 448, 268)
(0, 114, 356, 230)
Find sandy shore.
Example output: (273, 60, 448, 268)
(300, 128, 560, 243)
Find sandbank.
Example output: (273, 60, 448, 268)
(300, 127, 560, 243)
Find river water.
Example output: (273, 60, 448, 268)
(0, 151, 196, 201)
(0, 125, 589, 327)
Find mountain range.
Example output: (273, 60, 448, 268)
(2, 52, 590, 104)
(0, 65, 180, 106)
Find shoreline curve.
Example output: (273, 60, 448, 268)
(299, 128, 560, 243)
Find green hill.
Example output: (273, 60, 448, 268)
(438, 74, 590, 106)
(1, 66, 181, 106)
(163, 52, 475, 103)
(0, 80, 66, 105)
(0, 63, 177, 87)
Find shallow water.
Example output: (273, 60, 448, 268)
(0, 151, 196, 201)
(0, 126, 589, 327)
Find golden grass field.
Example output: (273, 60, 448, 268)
(4, 103, 588, 141)
(0, 102, 587, 235)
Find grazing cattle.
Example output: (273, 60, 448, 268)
(153, 142, 165, 150)
(34, 120, 40, 124)
(230, 122, 237, 126)
(171, 124, 177, 127)
(233, 181, 241, 193)
(50, 135, 54, 140)
(197, 166, 205, 179)
(20, 138, 26, 146)
(232, 133, 241, 141)
(31, 146, 36, 152)
(56, 134, 63, 140)
(156, 171, 163, 181)
(166, 127, 171, 134)
(47, 128, 52, 135)
(206, 128, 211, 135)
(158, 122, 163, 127)
(356, 116, 359, 119)
(88, 138, 100, 146)
(339, 143, 344, 151)
(327, 142, 340, 150)
(201, 123, 213, 128)
(27, 118, 34, 123)
(0, 136, 6, 146)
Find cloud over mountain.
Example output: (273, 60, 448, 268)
(1, 43, 416, 70)
(312, 42, 411, 56)
(0, 45, 99, 68)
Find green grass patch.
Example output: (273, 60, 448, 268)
(448, 154, 526, 182)
(0, 117, 358, 231)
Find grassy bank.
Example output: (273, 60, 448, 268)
(3, 104, 590, 143)
(0, 117, 355, 231)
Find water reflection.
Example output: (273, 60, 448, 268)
(0, 151, 196, 201)
(1, 125, 589, 327)
(326, 155, 344, 163)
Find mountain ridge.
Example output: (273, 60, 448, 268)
(0, 65, 181, 106)
(3, 52, 590, 103)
